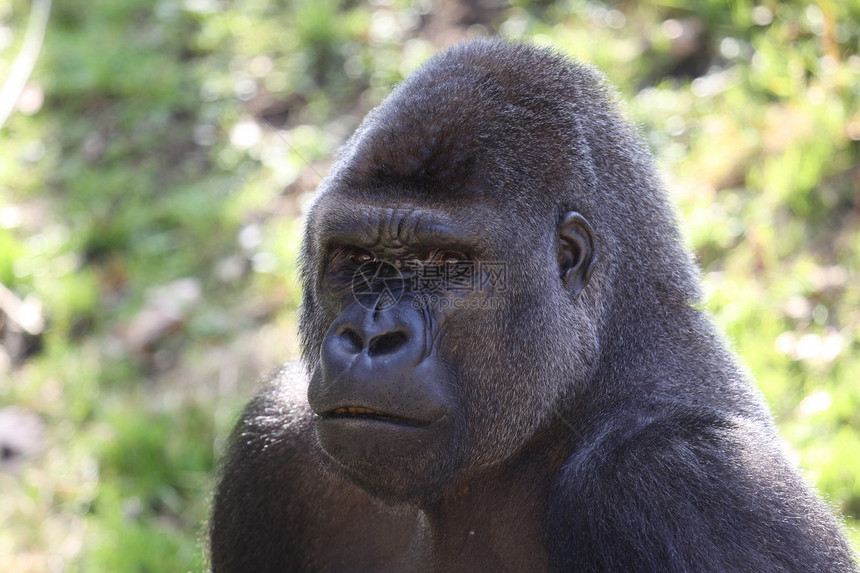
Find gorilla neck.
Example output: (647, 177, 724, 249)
(410, 422, 572, 572)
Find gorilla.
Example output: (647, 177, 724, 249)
(210, 40, 857, 572)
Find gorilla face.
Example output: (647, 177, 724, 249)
(303, 190, 597, 504)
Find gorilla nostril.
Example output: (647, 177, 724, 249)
(337, 328, 364, 354)
(368, 331, 408, 357)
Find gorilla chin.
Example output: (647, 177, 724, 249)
(314, 414, 464, 504)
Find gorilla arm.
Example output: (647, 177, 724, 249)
(209, 363, 419, 572)
(547, 406, 855, 572)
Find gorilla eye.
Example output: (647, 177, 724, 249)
(347, 248, 376, 265)
(427, 249, 468, 264)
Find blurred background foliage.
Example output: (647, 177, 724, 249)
(0, 0, 857, 569)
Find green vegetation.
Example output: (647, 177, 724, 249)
(0, 0, 857, 569)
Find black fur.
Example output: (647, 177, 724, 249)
(210, 40, 857, 572)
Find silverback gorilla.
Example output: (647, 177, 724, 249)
(210, 40, 857, 572)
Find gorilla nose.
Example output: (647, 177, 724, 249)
(335, 326, 409, 358)
(322, 303, 426, 372)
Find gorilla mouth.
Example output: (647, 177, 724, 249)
(326, 406, 429, 427)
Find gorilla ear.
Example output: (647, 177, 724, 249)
(557, 212, 595, 298)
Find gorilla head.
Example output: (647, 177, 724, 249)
(299, 40, 698, 504)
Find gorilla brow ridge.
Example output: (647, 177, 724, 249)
(321, 202, 476, 257)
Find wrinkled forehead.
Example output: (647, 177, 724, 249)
(311, 183, 497, 243)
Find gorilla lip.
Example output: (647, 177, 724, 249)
(326, 406, 431, 427)
(331, 406, 384, 415)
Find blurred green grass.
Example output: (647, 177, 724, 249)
(0, 0, 857, 569)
